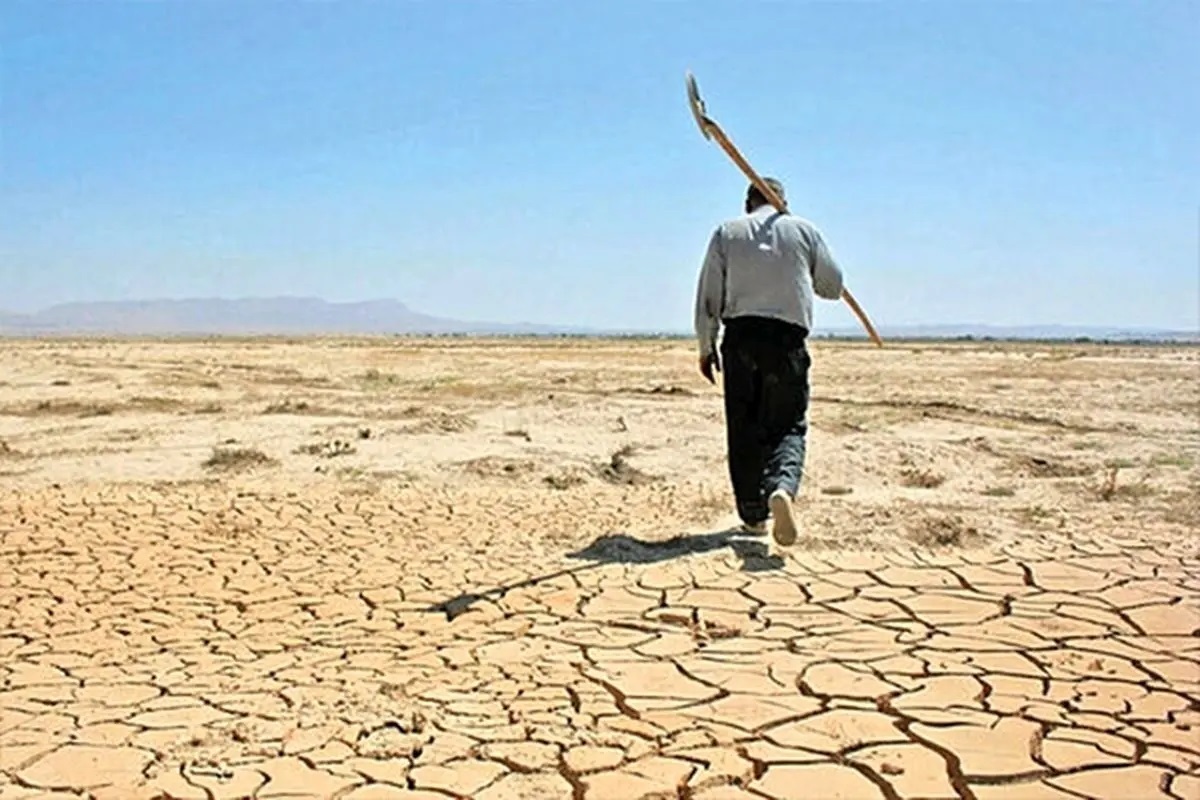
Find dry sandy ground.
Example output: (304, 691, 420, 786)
(1, 336, 1197, 800)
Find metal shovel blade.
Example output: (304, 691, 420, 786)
(685, 71, 712, 140)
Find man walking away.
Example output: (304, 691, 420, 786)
(693, 178, 845, 545)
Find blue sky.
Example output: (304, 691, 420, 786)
(2, 0, 1197, 331)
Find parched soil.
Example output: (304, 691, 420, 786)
(1, 336, 1197, 799)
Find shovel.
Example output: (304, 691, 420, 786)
(686, 71, 884, 347)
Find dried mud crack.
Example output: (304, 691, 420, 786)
(1, 337, 1197, 799)
(2, 484, 1195, 800)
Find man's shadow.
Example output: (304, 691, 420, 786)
(565, 526, 784, 571)
(428, 525, 783, 620)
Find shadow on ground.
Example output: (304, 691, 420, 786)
(565, 527, 784, 572)
(428, 527, 782, 620)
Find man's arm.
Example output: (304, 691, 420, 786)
(694, 227, 726, 357)
(808, 226, 844, 300)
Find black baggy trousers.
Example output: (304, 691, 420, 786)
(719, 316, 812, 526)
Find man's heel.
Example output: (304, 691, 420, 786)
(769, 489, 798, 546)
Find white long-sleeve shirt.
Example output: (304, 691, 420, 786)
(693, 204, 845, 357)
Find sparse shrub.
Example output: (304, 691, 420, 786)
(1022, 455, 1091, 479)
(1096, 465, 1155, 502)
(901, 467, 945, 489)
(128, 395, 187, 413)
(264, 399, 311, 414)
(544, 471, 587, 490)
(1022, 505, 1054, 522)
(404, 412, 476, 434)
(1150, 452, 1194, 469)
(911, 514, 982, 548)
(460, 456, 534, 478)
(295, 439, 356, 459)
(1098, 465, 1120, 501)
(24, 399, 114, 417)
(597, 445, 657, 486)
(203, 446, 275, 472)
(982, 486, 1016, 497)
(360, 368, 402, 389)
(1163, 486, 1199, 528)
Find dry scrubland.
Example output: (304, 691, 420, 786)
(1, 336, 1198, 800)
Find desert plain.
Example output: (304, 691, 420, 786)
(0, 335, 1197, 800)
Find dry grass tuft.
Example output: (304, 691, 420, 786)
(9, 395, 191, 417)
(295, 439, 356, 459)
(202, 446, 276, 472)
(1021, 504, 1055, 523)
(359, 368, 400, 387)
(1096, 465, 1155, 502)
(0, 440, 26, 460)
(264, 399, 316, 415)
(1104, 457, 1138, 470)
(1163, 484, 1200, 528)
(404, 412, 476, 434)
(1021, 455, 1092, 479)
(982, 486, 1016, 497)
(821, 486, 854, 496)
(910, 514, 984, 548)
(460, 456, 536, 478)
(127, 395, 187, 413)
(1097, 465, 1120, 501)
(1149, 452, 1194, 469)
(23, 399, 115, 417)
(153, 370, 222, 390)
(543, 469, 588, 491)
(597, 445, 657, 486)
(901, 466, 945, 489)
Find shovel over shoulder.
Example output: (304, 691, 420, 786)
(686, 71, 883, 347)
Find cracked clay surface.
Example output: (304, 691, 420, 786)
(1, 338, 1198, 798)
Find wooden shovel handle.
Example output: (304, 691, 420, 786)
(708, 127, 788, 213)
(840, 287, 884, 347)
(706, 125, 884, 347)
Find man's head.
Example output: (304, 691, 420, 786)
(745, 177, 785, 212)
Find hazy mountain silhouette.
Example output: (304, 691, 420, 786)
(0, 297, 595, 336)
(821, 323, 1198, 342)
(0, 297, 1194, 341)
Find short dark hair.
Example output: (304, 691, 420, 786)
(746, 177, 785, 209)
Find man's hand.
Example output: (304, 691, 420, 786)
(699, 351, 720, 384)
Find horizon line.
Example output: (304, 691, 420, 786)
(2, 295, 1195, 335)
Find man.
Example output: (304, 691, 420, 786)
(693, 177, 844, 545)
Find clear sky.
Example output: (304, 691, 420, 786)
(2, 0, 1197, 332)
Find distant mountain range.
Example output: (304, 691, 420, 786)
(0, 297, 594, 336)
(819, 323, 1199, 343)
(0, 297, 1195, 342)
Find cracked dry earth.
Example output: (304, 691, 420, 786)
(1, 337, 1198, 799)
